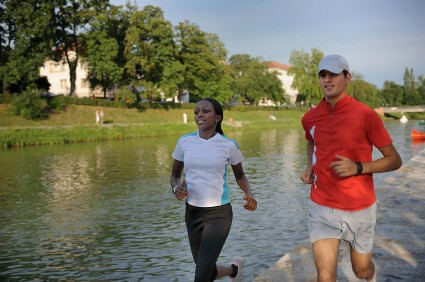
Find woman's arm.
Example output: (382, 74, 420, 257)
(231, 162, 257, 211)
(170, 159, 188, 201)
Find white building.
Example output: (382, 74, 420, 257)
(40, 58, 112, 98)
(40, 57, 298, 103)
(265, 61, 298, 105)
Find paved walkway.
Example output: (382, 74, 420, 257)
(254, 148, 425, 282)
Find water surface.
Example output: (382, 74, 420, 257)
(0, 121, 423, 281)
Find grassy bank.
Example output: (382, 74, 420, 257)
(0, 104, 306, 147)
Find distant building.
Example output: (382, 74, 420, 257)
(40, 58, 113, 98)
(40, 57, 298, 104)
(265, 61, 298, 105)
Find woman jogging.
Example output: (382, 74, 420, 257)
(170, 98, 257, 282)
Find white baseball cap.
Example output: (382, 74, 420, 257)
(318, 54, 350, 75)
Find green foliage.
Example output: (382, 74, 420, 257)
(124, 5, 177, 97)
(12, 90, 48, 120)
(380, 70, 425, 106)
(0, 105, 305, 148)
(115, 86, 137, 104)
(83, 5, 128, 97)
(228, 54, 285, 105)
(46, 95, 67, 112)
(0, 0, 56, 93)
(347, 75, 381, 108)
(174, 21, 231, 102)
(288, 48, 324, 105)
(3, 1, 423, 110)
(380, 81, 404, 106)
(404, 67, 416, 105)
(0, 94, 15, 104)
(417, 75, 425, 104)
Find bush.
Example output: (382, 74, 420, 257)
(46, 95, 67, 112)
(116, 86, 137, 104)
(12, 90, 48, 120)
(0, 93, 14, 104)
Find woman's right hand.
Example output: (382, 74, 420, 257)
(174, 179, 189, 201)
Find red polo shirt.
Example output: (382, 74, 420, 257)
(301, 95, 392, 211)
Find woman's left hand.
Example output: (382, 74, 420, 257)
(243, 193, 257, 211)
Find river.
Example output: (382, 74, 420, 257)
(0, 121, 424, 281)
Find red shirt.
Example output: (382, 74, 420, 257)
(301, 95, 392, 211)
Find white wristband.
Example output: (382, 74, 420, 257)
(172, 186, 179, 194)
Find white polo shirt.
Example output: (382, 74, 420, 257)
(172, 131, 244, 207)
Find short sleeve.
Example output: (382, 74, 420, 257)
(172, 139, 183, 161)
(365, 110, 392, 148)
(228, 141, 244, 165)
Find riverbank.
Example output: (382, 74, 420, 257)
(0, 104, 305, 147)
(254, 147, 425, 281)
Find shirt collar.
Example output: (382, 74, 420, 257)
(321, 94, 351, 112)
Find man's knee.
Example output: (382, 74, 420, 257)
(353, 266, 368, 279)
(352, 261, 373, 280)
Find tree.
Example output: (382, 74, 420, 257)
(288, 48, 323, 106)
(84, 5, 126, 98)
(380, 80, 404, 106)
(403, 67, 419, 105)
(347, 73, 380, 108)
(52, 0, 110, 96)
(174, 20, 230, 102)
(124, 5, 177, 101)
(416, 75, 425, 105)
(0, 0, 57, 93)
(228, 54, 285, 105)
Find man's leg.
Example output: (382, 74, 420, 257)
(312, 238, 340, 282)
(350, 246, 375, 281)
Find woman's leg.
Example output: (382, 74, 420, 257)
(185, 203, 233, 282)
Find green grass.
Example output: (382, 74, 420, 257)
(0, 104, 306, 147)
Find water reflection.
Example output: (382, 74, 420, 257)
(0, 122, 424, 281)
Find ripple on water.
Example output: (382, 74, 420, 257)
(1, 124, 424, 281)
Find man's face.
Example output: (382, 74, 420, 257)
(319, 70, 351, 102)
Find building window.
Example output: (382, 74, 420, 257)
(81, 79, 88, 88)
(60, 79, 67, 89)
(50, 62, 65, 72)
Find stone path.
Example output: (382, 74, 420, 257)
(254, 148, 425, 282)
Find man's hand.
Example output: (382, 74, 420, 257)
(300, 166, 314, 184)
(329, 154, 357, 177)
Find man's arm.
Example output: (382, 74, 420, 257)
(330, 143, 402, 177)
(362, 143, 402, 174)
(300, 140, 315, 184)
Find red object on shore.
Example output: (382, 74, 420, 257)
(411, 129, 425, 140)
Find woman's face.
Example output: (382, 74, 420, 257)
(194, 100, 220, 131)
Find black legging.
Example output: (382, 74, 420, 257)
(185, 202, 233, 282)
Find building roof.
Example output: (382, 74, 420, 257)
(267, 61, 292, 71)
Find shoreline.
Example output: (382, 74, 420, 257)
(254, 148, 425, 281)
(0, 105, 305, 148)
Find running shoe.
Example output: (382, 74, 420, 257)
(231, 256, 244, 282)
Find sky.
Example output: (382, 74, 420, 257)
(110, 0, 425, 88)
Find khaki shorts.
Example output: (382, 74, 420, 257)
(308, 199, 377, 254)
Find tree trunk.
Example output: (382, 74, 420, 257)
(69, 61, 77, 96)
